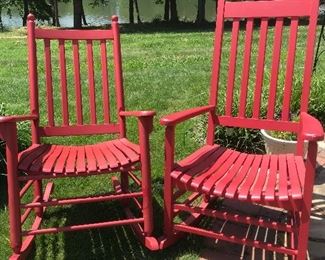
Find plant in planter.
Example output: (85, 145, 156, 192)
(261, 113, 308, 155)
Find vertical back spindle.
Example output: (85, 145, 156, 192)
(86, 40, 97, 124)
(100, 40, 110, 124)
(72, 40, 83, 125)
(44, 39, 54, 126)
(252, 18, 268, 118)
(58, 39, 69, 126)
(267, 18, 284, 120)
(281, 18, 298, 121)
(225, 18, 240, 116)
(238, 18, 254, 117)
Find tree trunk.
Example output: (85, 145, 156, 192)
(0, 7, 3, 32)
(73, 0, 82, 28)
(81, 0, 87, 25)
(129, 0, 134, 24)
(134, 0, 141, 23)
(196, 0, 206, 24)
(170, 0, 178, 23)
(164, 0, 170, 21)
(23, 0, 29, 26)
(51, 0, 60, 26)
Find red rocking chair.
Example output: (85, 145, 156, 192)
(0, 15, 158, 259)
(160, 0, 324, 259)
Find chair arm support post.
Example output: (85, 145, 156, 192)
(137, 115, 154, 235)
(0, 122, 22, 252)
(163, 125, 175, 236)
(160, 105, 215, 127)
(300, 112, 324, 141)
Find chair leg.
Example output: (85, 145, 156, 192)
(296, 208, 311, 260)
(141, 164, 153, 236)
(33, 180, 43, 217)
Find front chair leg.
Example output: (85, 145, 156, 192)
(3, 123, 22, 255)
(138, 117, 154, 236)
(33, 180, 43, 217)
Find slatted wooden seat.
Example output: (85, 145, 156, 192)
(0, 15, 158, 259)
(171, 145, 305, 202)
(18, 139, 140, 175)
(160, 0, 324, 259)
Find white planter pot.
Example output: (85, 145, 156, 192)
(261, 129, 308, 155)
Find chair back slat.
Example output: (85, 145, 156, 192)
(224, 0, 312, 18)
(86, 40, 97, 124)
(209, 0, 319, 133)
(44, 39, 54, 127)
(225, 18, 240, 116)
(100, 39, 111, 124)
(252, 18, 268, 119)
(267, 18, 284, 120)
(27, 15, 124, 139)
(239, 19, 253, 117)
(58, 39, 69, 126)
(281, 18, 299, 121)
(72, 40, 83, 125)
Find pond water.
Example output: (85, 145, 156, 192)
(2, 0, 217, 28)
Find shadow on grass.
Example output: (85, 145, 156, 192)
(26, 196, 202, 259)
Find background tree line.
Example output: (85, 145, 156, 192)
(0, 0, 209, 30)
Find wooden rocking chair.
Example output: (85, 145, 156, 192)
(160, 0, 324, 259)
(0, 15, 158, 259)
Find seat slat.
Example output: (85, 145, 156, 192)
(179, 147, 227, 187)
(120, 138, 140, 154)
(238, 155, 263, 200)
(98, 143, 119, 169)
(213, 152, 248, 196)
(65, 146, 78, 173)
(239, 18, 254, 117)
(19, 145, 51, 171)
(278, 154, 289, 200)
(225, 18, 240, 116)
(223, 154, 255, 199)
(294, 156, 305, 187)
(30, 145, 56, 173)
(250, 155, 270, 201)
(264, 155, 278, 201)
(54, 146, 71, 173)
(104, 141, 130, 166)
(171, 145, 220, 180)
(42, 145, 63, 173)
(92, 145, 108, 171)
(200, 150, 241, 193)
(112, 140, 139, 163)
(76, 146, 86, 173)
(286, 154, 303, 199)
(85, 145, 97, 172)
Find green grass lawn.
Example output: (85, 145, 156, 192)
(0, 24, 324, 259)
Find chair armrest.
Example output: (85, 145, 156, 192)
(119, 110, 156, 118)
(160, 105, 215, 127)
(0, 114, 38, 124)
(300, 112, 324, 141)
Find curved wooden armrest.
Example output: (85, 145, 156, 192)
(0, 114, 38, 124)
(119, 110, 156, 118)
(160, 105, 215, 126)
(300, 112, 324, 141)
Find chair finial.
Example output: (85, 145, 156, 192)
(112, 15, 118, 22)
(27, 13, 35, 21)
